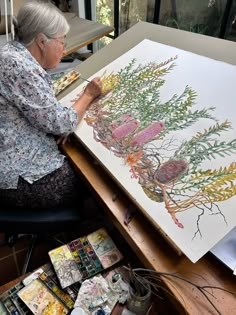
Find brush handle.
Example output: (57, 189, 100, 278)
(78, 74, 91, 83)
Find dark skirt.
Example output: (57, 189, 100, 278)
(0, 159, 87, 209)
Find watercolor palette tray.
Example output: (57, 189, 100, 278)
(18, 279, 69, 315)
(49, 228, 123, 289)
(0, 281, 30, 314)
(52, 70, 80, 96)
(67, 235, 104, 279)
(17, 264, 80, 314)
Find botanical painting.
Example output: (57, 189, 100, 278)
(60, 39, 236, 263)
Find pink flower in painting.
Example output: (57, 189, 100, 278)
(154, 160, 188, 184)
(132, 121, 165, 145)
(112, 120, 140, 139)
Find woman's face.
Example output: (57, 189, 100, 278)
(43, 36, 66, 69)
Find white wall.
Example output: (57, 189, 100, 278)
(70, 0, 85, 17)
(0, 0, 28, 15)
(1, 0, 9, 15)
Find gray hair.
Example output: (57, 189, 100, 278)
(14, 1, 70, 46)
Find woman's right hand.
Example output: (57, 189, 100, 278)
(84, 77, 102, 101)
(72, 77, 103, 121)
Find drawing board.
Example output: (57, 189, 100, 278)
(60, 39, 236, 263)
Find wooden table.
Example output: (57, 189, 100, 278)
(58, 21, 236, 315)
(64, 13, 113, 56)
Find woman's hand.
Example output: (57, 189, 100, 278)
(84, 77, 102, 101)
(72, 77, 102, 121)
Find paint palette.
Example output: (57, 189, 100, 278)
(39, 271, 75, 309)
(17, 279, 69, 315)
(52, 70, 80, 96)
(67, 236, 103, 279)
(0, 281, 31, 314)
(49, 228, 123, 289)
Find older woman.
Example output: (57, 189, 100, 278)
(0, 1, 102, 209)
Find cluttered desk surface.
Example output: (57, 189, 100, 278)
(59, 21, 236, 314)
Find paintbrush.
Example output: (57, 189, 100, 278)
(78, 73, 91, 83)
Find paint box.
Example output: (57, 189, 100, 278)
(0, 282, 30, 314)
(52, 70, 80, 96)
(48, 228, 123, 289)
(17, 279, 69, 315)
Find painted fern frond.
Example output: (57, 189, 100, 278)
(102, 57, 175, 96)
(203, 173, 236, 202)
(197, 139, 236, 159)
(164, 107, 216, 132)
(115, 58, 176, 93)
(191, 162, 236, 181)
(192, 121, 232, 142)
(186, 162, 236, 189)
(155, 55, 178, 68)
(99, 59, 182, 126)
(172, 162, 236, 195)
(174, 122, 234, 167)
(155, 86, 195, 121)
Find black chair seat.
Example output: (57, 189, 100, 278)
(0, 206, 82, 233)
(0, 205, 84, 274)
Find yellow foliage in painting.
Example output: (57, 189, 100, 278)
(198, 162, 236, 202)
(101, 73, 120, 94)
(203, 182, 236, 202)
(192, 162, 236, 180)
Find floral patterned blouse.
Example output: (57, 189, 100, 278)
(0, 41, 78, 189)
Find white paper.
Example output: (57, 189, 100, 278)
(60, 39, 236, 263)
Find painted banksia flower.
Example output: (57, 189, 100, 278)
(132, 121, 165, 145)
(112, 120, 140, 139)
(154, 160, 188, 184)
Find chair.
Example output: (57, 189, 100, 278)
(0, 206, 83, 275)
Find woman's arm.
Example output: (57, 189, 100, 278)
(0, 59, 102, 135)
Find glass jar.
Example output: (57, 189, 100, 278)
(126, 283, 151, 315)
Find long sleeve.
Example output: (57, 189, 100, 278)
(0, 44, 78, 135)
(0, 42, 75, 188)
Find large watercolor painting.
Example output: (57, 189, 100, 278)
(60, 39, 236, 263)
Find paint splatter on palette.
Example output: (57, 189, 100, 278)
(52, 70, 80, 96)
(48, 228, 123, 289)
